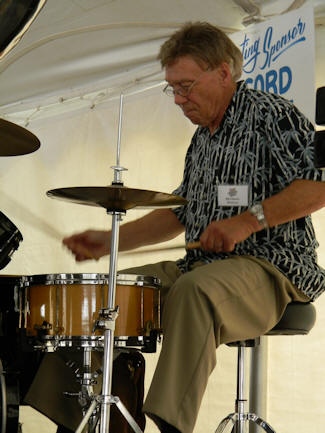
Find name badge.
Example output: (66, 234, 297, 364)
(218, 185, 249, 207)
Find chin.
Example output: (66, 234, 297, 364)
(185, 114, 203, 125)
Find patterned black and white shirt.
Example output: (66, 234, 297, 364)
(173, 80, 325, 301)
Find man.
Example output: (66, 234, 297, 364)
(29, 22, 325, 433)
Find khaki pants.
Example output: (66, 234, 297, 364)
(124, 256, 309, 432)
(25, 256, 309, 432)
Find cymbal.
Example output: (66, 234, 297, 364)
(0, 118, 40, 156)
(47, 185, 188, 211)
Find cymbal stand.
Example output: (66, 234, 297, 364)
(75, 94, 143, 433)
(65, 348, 100, 432)
(80, 348, 100, 432)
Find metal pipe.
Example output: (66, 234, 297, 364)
(0, 359, 7, 433)
(114, 94, 124, 183)
(100, 213, 121, 433)
(236, 345, 246, 433)
(249, 337, 268, 433)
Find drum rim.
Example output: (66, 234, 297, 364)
(0, 274, 26, 284)
(31, 334, 155, 350)
(26, 273, 161, 288)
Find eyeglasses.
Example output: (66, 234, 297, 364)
(163, 69, 210, 98)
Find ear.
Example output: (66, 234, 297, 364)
(218, 62, 233, 86)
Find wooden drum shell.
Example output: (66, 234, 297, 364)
(24, 273, 161, 341)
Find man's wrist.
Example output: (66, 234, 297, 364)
(248, 203, 268, 229)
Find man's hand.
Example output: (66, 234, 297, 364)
(63, 230, 110, 262)
(199, 212, 260, 252)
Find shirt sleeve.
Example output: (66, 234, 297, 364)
(171, 137, 196, 224)
(266, 101, 325, 188)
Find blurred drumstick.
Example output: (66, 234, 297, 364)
(1, 190, 66, 241)
(1, 190, 202, 258)
(186, 241, 201, 249)
(1, 192, 101, 260)
(121, 241, 201, 255)
(65, 241, 201, 260)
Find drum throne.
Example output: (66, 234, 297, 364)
(215, 302, 316, 433)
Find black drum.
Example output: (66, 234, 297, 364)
(0, 211, 23, 270)
(0, 276, 43, 433)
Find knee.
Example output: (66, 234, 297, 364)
(167, 272, 201, 301)
(164, 272, 211, 318)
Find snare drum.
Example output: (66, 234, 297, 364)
(24, 273, 161, 350)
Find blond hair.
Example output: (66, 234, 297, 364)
(158, 22, 243, 81)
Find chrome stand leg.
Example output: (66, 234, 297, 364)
(75, 394, 143, 433)
(0, 359, 7, 433)
(215, 345, 276, 433)
(80, 348, 99, 432)
(74, 211, 143, 433)
(76, 93, 143, 433)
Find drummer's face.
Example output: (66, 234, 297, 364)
(165, 56, 234, 133)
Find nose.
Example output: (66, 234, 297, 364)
(174, 93, 187, 105)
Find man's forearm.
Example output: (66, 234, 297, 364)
(114, 208, 185, 252)
(262, 179, 325, 228)
(199, 179, 325, 252)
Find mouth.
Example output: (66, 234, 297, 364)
(182, 105, 196, 116)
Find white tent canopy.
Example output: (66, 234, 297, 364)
(1, 0, 325, 121)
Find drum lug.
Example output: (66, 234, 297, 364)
(33, 320, 52, 336)
(143, 320, 153, 336)
(93, 306, 119, 332)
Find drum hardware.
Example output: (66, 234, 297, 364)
(33, 320, 58, 347)
(0, 212, 23, 270)
(93, 307, 120, 333)
(0, 358, 7, 433)
(144, 320, 153, 334)
(140, 330, 159, 353)
(113, 333, 158, 353)
(34, 320, 53, 333)
(0, 118, 40, 156)
(63, 347, 101, 433)
(46, 94, 187, 433)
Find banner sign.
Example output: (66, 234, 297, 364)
(230, 6, 315, 121)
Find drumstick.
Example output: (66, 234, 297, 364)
(121, 241, 201, 255)
(1, 190, 66, 241)
(186, 241, 201, 249)
(1, 190, 202, 257)
(1, 194, 100, 260)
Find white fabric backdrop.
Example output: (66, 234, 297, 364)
(1, 85, 241, 432)
(1, 14, 325, 433)
(1, 83, 325, 433)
